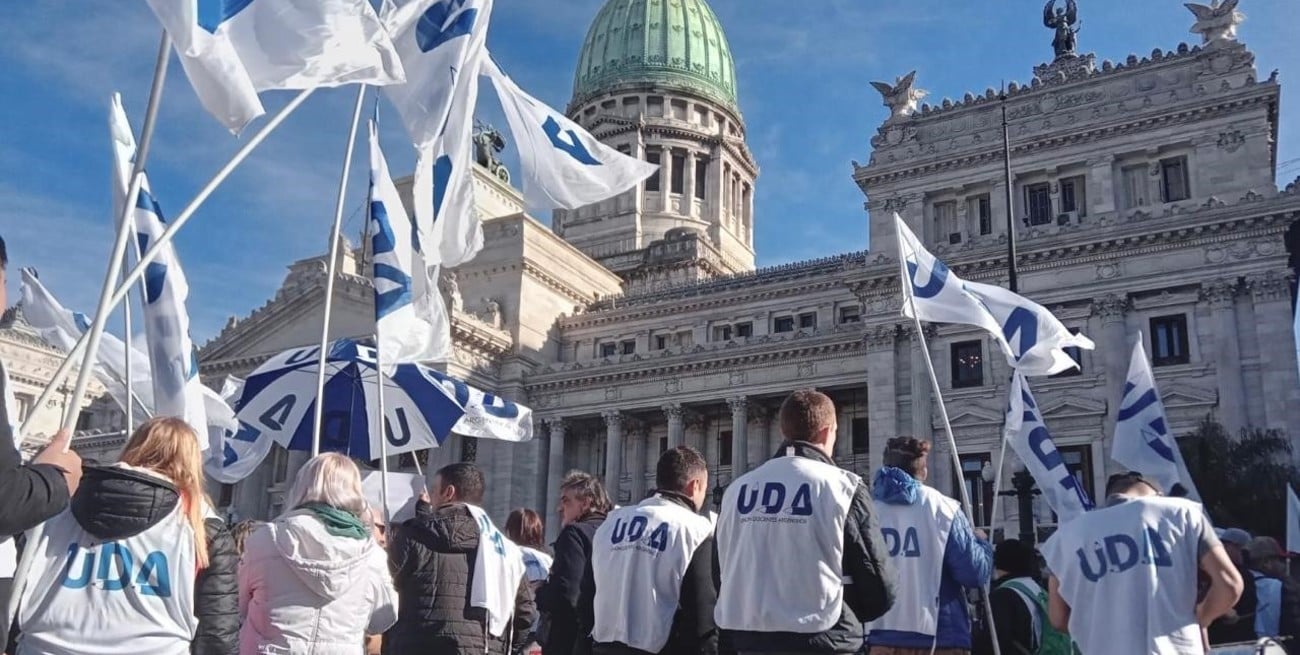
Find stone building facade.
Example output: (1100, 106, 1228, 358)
(186, 0, 1298, 538)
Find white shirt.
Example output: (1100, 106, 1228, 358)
(866, 483, 959, 637)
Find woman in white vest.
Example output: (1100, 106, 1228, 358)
(715, 389, 896, 655)
(238, 452, 398, 654)
(10, 416, 240, 655)
(591, 445, 719, 655)
(866, 436, 993, 655)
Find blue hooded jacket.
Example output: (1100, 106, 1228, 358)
(866, 467, 994, 650)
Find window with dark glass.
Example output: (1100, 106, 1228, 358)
(1122, 165, 1147, 208)
(774, 316, 795, 333)
(712, 324, 733, 342)
(659, 436, 668, 455)
(953, 453, 995, 528)
(399, 450, 429, 469)
(735, 322, 753, 338)
(951, 340, 984, 388)
(670, 152, 686, 194)
(1161, 157, 1190, 202)
(1060, 176, 1087, 217)
(654, 334, 668, 350)
(719, 431, 733, 466)
(600, 342, 617, 358)
(620, 340, 636, 355)
(971, 194, 993, 235)
(1051, 327, 1084, 378)
(1150, 314, 1190, 366)
(218, 484, 234, 508)
(1026, 183, 1052, 225)
(838, 305, 862, 324)
(645, 150, 661, 191)
(851, 417, 870, 454)
(694, 159, 708, 199)
(798, 312, 817, 330)
(934, 200, 959, 243)
(1057, 445, 1094, 500)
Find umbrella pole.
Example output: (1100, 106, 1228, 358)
(376, 338, 391, 526)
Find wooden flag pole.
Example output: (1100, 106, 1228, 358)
(311, 84, 369, 457)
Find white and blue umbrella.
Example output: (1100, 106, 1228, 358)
(235, 339, 464, 460)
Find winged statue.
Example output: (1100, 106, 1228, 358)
(1184, 0, 1244, 44)
(870, 71, 927, 121)
(1043, 0, 1080, 60)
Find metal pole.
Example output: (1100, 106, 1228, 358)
(377, 341, 391, 526)
(1014, 471, 1038, 544)
(1001, 91, 1019, 294)
(62, 33, 171, 437)
(123, 264, 134, 437)
(312, 84, 369, 457)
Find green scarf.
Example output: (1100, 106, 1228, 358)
(298, 503, 368, 540)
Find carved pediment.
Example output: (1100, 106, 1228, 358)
(947, 404, 1004, 427)
(1159, 383, 1218, 409)
(1038, 395, 1107, 419)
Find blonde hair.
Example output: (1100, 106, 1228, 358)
(119, 417, 211, 568)
(286, 452, 367, 516)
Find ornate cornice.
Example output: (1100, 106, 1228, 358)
(1245, 270, 1295, 302)
(726, 396, 749, 417)
(662, 403, 684, 420)
(601, 410, 624, 429)
(863, 324, 902, 349)
(1199, 277, 1241, 307)
(1091, 294, 1133, 323)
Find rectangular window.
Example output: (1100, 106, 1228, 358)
(670, 152, 686, 194)
(718, 431, 733, 466)
(934, 200, 959, 243)
(851, 417, 870, 455)
(1161, 156, 1190, 202)
(1025, 183, 1052, 225)
(616, 144, 631, 156)
(838, 305, 862, 324)
(1051, 327, 1084, 378)
(676, 331, 694, 348)
(15, 393, 33, 422)
(654, 334, 668, 350)
(1122, 165, 1147, 208)
(955, 453, 996, 529)
(272, 448, 289, 484)
(735, 322, 753, 338)
(970, 194, 993, 235)
(1150, 314, 1190, 366)
(712, 324, 733, 342)
(773, 316, 795, 333)
(645, 150, 662, 192)
(694, 159, 708, 199)
(599, 342, 617, 358)
(951, 340, 984, 388)
(1057, 445, 1095, 501)
(659, 436, 668, 455)
(620, 340, 636, 355)
(1060, 176, 1087, 217)
(647, 96, 664, 117)
(798, 312, 817, 330)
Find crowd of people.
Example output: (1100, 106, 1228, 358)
(0, 236, 1297, 655)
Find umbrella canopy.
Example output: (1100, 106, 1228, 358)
(235, 339, 464, 460)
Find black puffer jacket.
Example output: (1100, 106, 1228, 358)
(0, 368, 69, 537)
(537, 511, 607, 655)
(9, 465, 240, 655)
(385, 501, 536, 655)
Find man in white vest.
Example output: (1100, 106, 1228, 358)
(1043, 472, 1243, 654)
(715, 389, 895, 655)
(592, 445, 718, 655)
(866, 437, 993, 655)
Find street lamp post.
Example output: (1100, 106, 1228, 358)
(999, 469, 1041, 545)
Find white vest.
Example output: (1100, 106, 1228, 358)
(715, 453, 860, 633)
(16, 505, 199, 655)
(592, 495, 713, 653)
(866, 483, 959, 637)
(1042, 496, 1207, 655)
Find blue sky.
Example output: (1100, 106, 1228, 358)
(0, 1, 1295, 343)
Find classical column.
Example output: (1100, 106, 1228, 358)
(664, 403, 685, 448)
(910, 325, 935, 442)
(683, 151, 697, 210)
(865, 325, 899, 473)
(684, 411, 705, 454)
(728, 397, 749, 476)
(1087, 154, 1117, 215)
(602, 411, 624, 491)
(544, 418, 566, 541)
(629, 422, 648, 501)
(1093, 294, 1131, 474)
(1202, 279, 1246, 435)
(748, 404, 772, 468)
(1248, 271, 1300, 435)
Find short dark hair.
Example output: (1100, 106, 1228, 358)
(505, 508, 545, 549)
(779, 389, 837, 443)
(560, 470, 612, 513)
(1106, 471, 1162, 496)
(656, 446, 707, 493)
(993, 539, 1040, 578)
(0, 235, 7, 269)
(883, 436, 931, 477)
(436, 462, 485, 504)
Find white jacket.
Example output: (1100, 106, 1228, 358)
(238, 510, 397, 655)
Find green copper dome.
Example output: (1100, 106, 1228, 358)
(571, 0, 740, 115)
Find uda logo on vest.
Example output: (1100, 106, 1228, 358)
(610, 515, 670, 553)
(881, 527, 922, 558)
(736, 482, 814, 517)
(60, 542, 172, 598)
(1075, 527, 1173, 582)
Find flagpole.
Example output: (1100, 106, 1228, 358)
(377, 338, 391, 526)
(62, 33, 171, 437)
(312, 84, 369, 457)
(123, 267, 134, 437)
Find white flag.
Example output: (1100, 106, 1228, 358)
(369, 121, 451, 366)
(1005, 373, 1095, 523)
(421, 368, 533, 442)
(1112, 335, 1201, 500)
(110, 94, 208, 450)
(1287, 486, 1300, 555)
(895, 214, 1094, 376)
(384, 0, 493, 268)
(144, 0, 405, 133)
(2, 363, 20, 450)
(205, 376, 274, 484)
(482, 56, 658, 210)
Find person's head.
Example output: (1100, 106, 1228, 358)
(1245, 536, 1290, 575)
(433, 462, 485, 507)
(287, 452, 367, 516)
(882, 436, 931, 482)
(363, 505, 387, 548)
(505, 508, 545, 549)
(0, 235, 7, 310)
(557, 470, 611, 527)
(656, 446, 709, 512)
(120, 417, 211, 568)
(1217, 528, 1253, 566)
(993, 538, 1040, 579)
(1105, 471, 1162, 498)
(231, 520, 259, 556)
(778, 389, 838, 454)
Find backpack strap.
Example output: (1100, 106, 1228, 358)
(1000, 579, 1045, 651)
